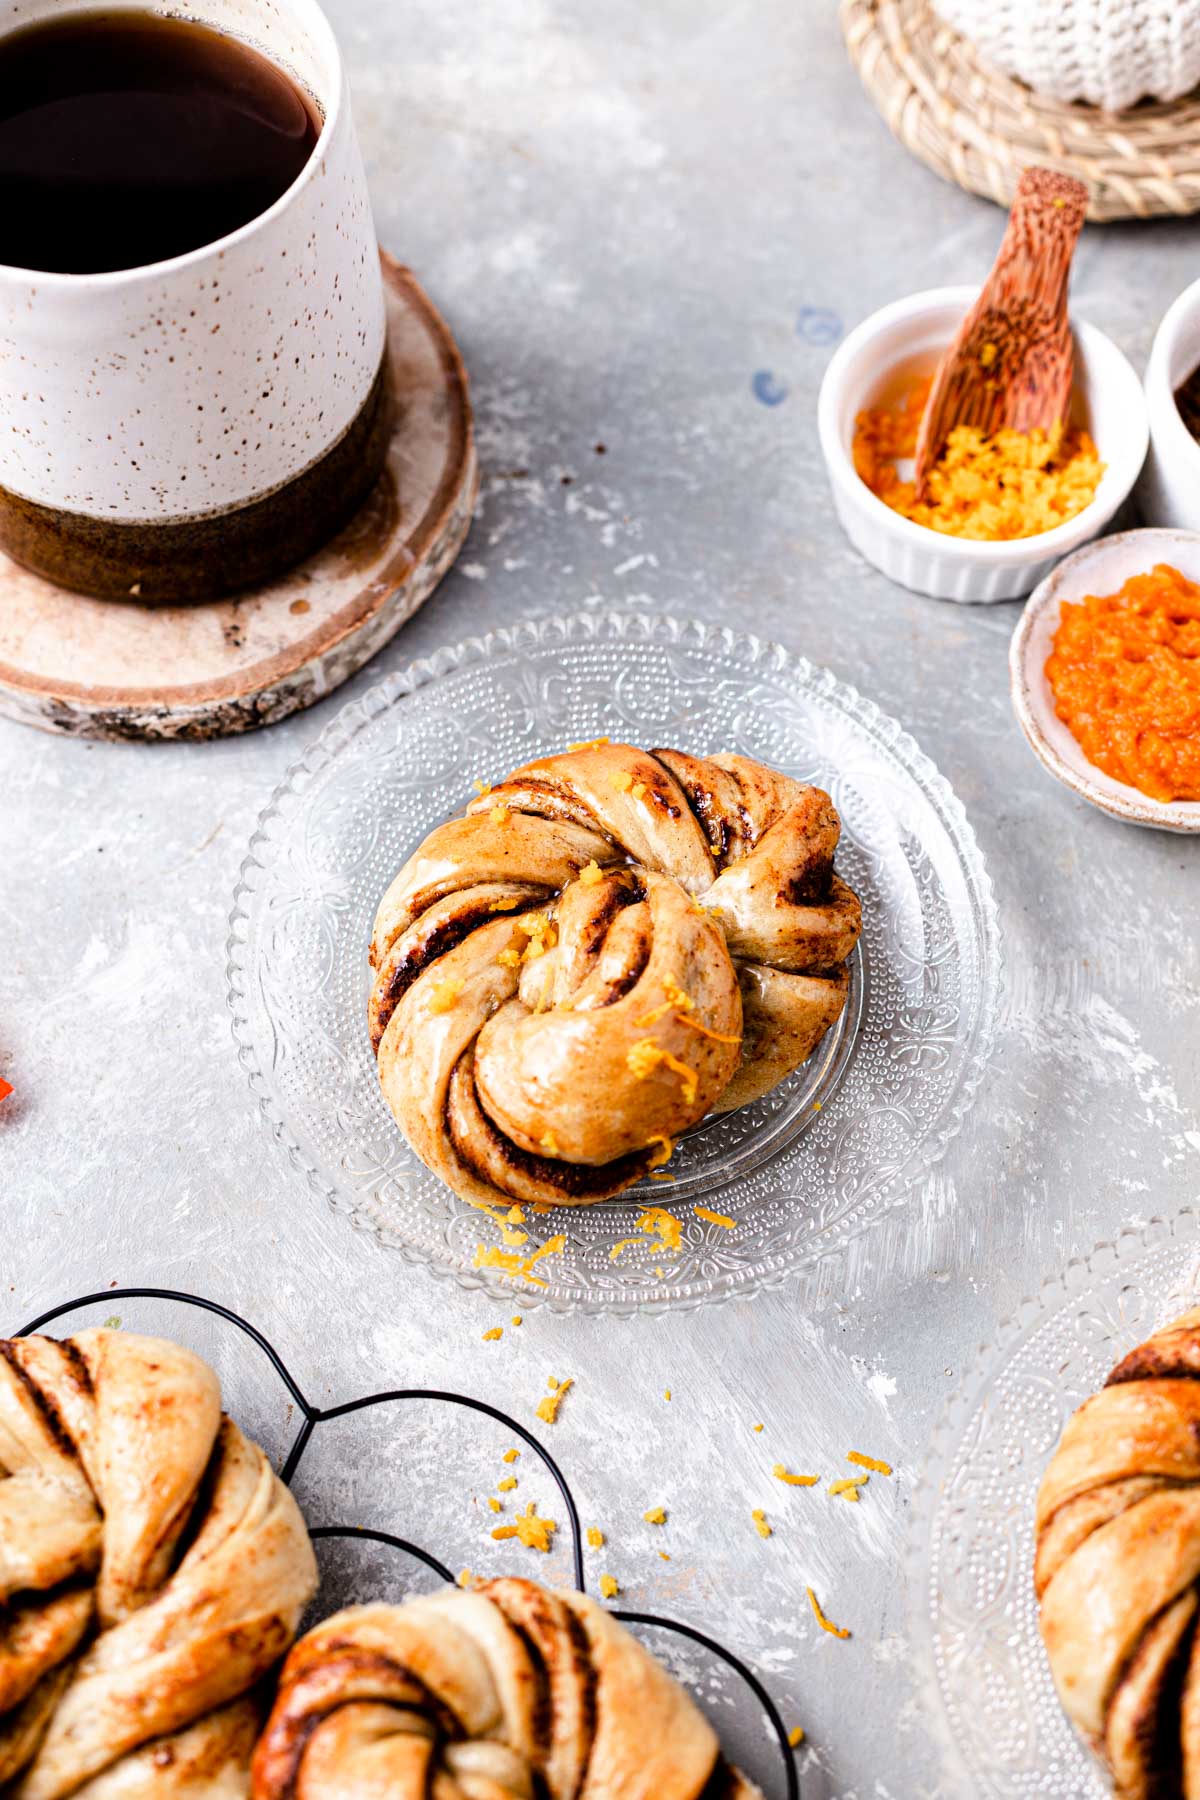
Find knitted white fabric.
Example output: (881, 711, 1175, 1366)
(933, 0, 1200, 111)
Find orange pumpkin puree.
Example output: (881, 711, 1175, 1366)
(853, 376, 1103, 542)
(1045, 562, 1200, 803)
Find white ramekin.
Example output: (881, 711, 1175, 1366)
(1136, 276, 1200, 533)
(818, 286, 1149, 604)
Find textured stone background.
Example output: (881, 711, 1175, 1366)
(2, 2, 1198, 1793)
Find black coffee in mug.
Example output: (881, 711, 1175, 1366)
(0, 10, 322, 274)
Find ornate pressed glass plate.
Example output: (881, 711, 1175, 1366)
(227, 609, 1000, 1313)
(910, 1209, 1200, 1797)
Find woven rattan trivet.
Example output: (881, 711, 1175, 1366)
(842, 0, 1200, 222)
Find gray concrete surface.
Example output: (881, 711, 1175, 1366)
(3, 3, 1198, 1794)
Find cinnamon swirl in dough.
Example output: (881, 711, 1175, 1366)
(369, 741, 861, 1208)
(0, 1327, 316, 1796)
(252, 1576, 764, 1799)
(1035, 1308, 1200, 1797)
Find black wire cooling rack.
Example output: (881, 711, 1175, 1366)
(18, 1286, 799, 1800)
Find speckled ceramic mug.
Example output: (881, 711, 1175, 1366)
(0, 0, 390, 603)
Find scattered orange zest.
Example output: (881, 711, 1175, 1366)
(675, 1013, 741, 1045)
(807, 1587, 850, 1638)
(535, 1376, 574, 1424)
(567, 736, 610, 752)
(429, 977, 466, 1013)
(482, 1327, 503, 1342)
(694, 1205, 736, 1229)
(847, 1450, 894, 1475)
(492, 1502, 557, 1552)
(599, 1574, 619, 1598)
(751, 1509, 772, 1539)
(773, 1465, 819, 1487)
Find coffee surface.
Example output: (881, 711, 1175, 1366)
(0, 10, 321, 274)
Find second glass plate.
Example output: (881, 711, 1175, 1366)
(910, 1208, 1200, 1797)
(227, 609, 1000, 1312)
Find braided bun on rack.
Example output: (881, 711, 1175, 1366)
(0, 1327, 316, 1797)
(1035, 1307, 1200, 1797)
(252, 1575, 764, 1799)
(368, 741, 861, 1208)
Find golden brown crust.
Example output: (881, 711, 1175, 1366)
(1036, 1312, 1200, 1796)
(251, 1578, 765, 1799)
(369, 742, 862, 1208)
(0, 1329, 316, 1797)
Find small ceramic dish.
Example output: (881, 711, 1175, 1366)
(818, 285, 1148, 604)
(1010, 525, 1200, 833)
(1137, 274, 1200, 532)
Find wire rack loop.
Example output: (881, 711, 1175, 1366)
(15, 1286, 798, 1800)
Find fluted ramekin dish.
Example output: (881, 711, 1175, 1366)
(818, 285, 1148, 604)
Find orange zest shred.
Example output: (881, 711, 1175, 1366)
(646, 1134, 674, 1169)
(567, 736, 610, 751)
(664, 1389, 672, 1401)
(625, 1040, 698, 1106)
(488, 1497, 502, 1513)
(599, 1574, 619, 1598)
(828, 1477, 866, 1502)
(472, 1235, 566, 1289)
(535, 1376, 574, 1425)
(482, 1327, 503, 1342)
(643, 1507, 667, 1525)
(497, 1476, 517, 1492)
(489, 895, 521, 912)
(586, 1527, 605, 1549)
(490, 803, 511, 826)
(609, 771, 633, 792)
(609, 1237, 642, 1261)
(631, 781, 647, 801)
(502, 1449, 520, 1464)
(497, 947, 522, 969)
(635, 1207, 683, 1253)
(540, 1131, 560, 1156)
(694, 1205, 736, 1229)
(458, 1568, 473, 1587)
(429, 976, 466, 1014)
(773, 1465, 820, 1487)
(751, 1510, 772, 1539)
(847, 1451, 893, 1475)
(807, 1586, 850, 1639)
(753, 1423, 764, 1433)
(649, 1172, 675, 1182)
(472, 779, 492, 796)
(675, 1013, 741, 1045)
(491, 1502, 557, 1552)
(578, 859, 604, 886)
(789, 1727, 806, 1749)
(659, 1551, 671, 1562)
(511, 1315, 523, 1327)
(632, 999, 674, 1028)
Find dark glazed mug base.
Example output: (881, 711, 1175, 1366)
(0, 347, 395, 605)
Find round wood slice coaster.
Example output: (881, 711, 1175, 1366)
(0, 252, 477, 740)
(842, 0, 1200, 223)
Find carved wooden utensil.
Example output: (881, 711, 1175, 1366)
(913, 167, 1089, 499)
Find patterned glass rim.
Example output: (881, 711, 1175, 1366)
(907, 1205, 1200, 1796)
(226, 607, 1002, 1314)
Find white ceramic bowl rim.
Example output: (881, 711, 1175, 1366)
(1010, 525, 1200, 832)
(0, 0, 345, 290)
(818, 284, 1147, 564)
(1145, 274, 1200, 476)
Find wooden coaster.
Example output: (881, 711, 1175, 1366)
(842, 0, 1200, 223)
(0, 252, 477, 740)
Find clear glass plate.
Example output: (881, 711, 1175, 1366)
(910, 1208, 1200, 1797)
(227, 609, 1001, 1314)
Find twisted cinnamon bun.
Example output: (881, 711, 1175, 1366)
(1036, 1307, 1200, 1797)
(369, 741, 861, 1209)
(0, 1328, 316, 1796)
(252, 1576, 763, 1799)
